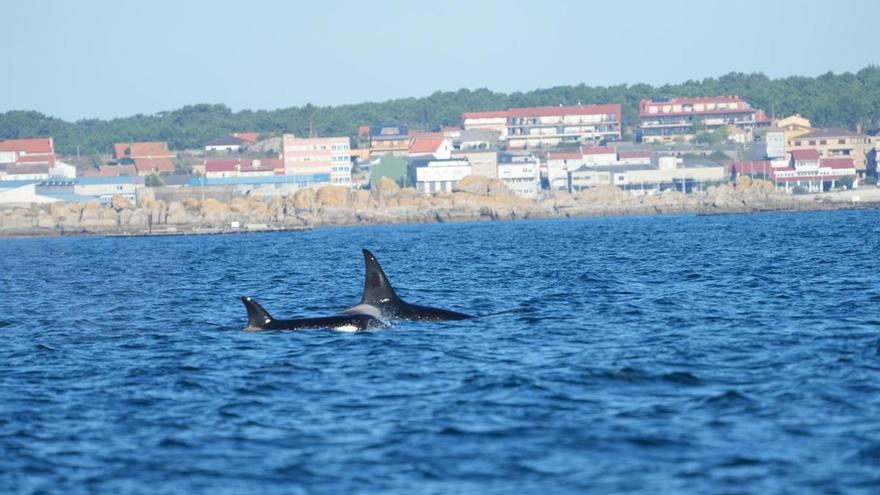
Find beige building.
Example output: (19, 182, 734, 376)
(452, 150, 497, 178)
(787, 128, 873, 177)
(774, 114, 813, 147)
(570, 157, 725, 193)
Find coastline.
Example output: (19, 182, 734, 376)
(1, 178, 877, 239)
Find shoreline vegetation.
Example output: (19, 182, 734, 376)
(1, 176, 876, 239)
(4, 68, 880, 155)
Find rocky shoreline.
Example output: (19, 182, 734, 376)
(0, 176, 875, 238)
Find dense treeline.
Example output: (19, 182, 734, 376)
(2, 67, 879, 156)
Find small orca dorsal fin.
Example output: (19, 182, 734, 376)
(240, 296, 275, 329)
(360, 249, 403, 307)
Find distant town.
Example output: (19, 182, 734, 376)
(0, 95, 876, 207)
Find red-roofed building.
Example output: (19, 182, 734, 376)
(113, 141, 176, 175)
(788, 127, 873, 177)
(113, 141, 173, 161)
(3, 163, 51, 181)
(546, 152, 584, 191)
(409, 134, 453, 159)
(732, 153, 857, 193)
(231, 132, 260, 143)
(134, 158, 176, 175)
(639, 96, 759, 143)
(0, 137, 56, 166)
(462, 104, 622, 148)
(790, 149, 820, 162)
(617, 149, 653, 165)
(81, 164, 139, 177)
(582, 145, 617, 166)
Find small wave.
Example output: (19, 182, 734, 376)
(661, 371, 702, 386)
(700, 390, 755, 412)
(0, 320, 11, 328)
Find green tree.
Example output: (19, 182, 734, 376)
(145, 172, 165, 187)
(3, 65, 879, 155)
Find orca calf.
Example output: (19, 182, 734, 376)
(240, 296, 383, 332)
(240, 249, 471, 331)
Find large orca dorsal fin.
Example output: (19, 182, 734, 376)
(360, 249, 403, 307)
(240, 296, 275, 329)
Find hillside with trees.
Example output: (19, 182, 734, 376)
(2, 66, 879, 156)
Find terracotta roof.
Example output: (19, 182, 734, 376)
(0, 137, 54, 154)
(232, 132, 260, 143)
(357, 126, 371, 136)
(409, 136, 446, 154)
(733, 160, 774, 176)
(582, 145, 616, 155)
(134, 157, 175, 175)
(791, 149, 820, 161)
(547, 152, 583, 161)
(821, 158, 855, 170)
(617, 150, 653, 159)
(81, 165, 138, 177)
(113, 141, 173, 159)
(15, 154, 56, 164)
(639, 97, 754, 117)
(257, 158, 284, 170)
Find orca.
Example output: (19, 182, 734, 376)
(239, 249, 472, 331)
(240, 296, 383, 332)
(358, 249, 472, 321)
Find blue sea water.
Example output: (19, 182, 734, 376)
(1, 210, 879, 494)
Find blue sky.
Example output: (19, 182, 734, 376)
(4, 0, 878, 121)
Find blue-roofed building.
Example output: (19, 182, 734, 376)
(190, 174, 330, 196)
(369, 124, 410, 157)
(0, 177, 140, 205)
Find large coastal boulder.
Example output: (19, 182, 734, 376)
(352, 189, 373, 209)
(293, 188, 315, 210)
(317, 186, 350, 208)
(373, 177, 401, 198)
(111, 194, 134, 212)
(454, 175, 491, 195)
(575, 185, 626, 204)
(487, 179, 513, 198)
(200, 198, 230, 223)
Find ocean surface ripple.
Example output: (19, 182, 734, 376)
(2, 210, 879, 494)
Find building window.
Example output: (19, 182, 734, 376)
(838, 139, 846, 144)
(809, 140, 816, 145)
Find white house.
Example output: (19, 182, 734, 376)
(498, 155, 541, 199)
(204, 135, 249, 153)
(546, 152, 583, 191)
(415, 159, 471, 194)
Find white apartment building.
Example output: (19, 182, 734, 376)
(463, 104, 622, 149)
(497, 155, 541, 199)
